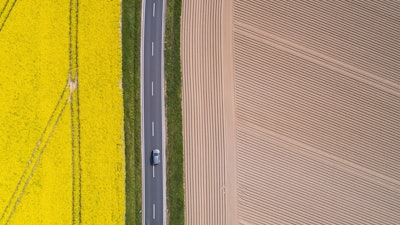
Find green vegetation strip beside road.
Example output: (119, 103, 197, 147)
(122, 0, 142, 224)
(165, 0, 184, 224)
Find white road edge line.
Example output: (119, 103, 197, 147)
(152, 81, 154, 96)
(152, 121, 154, 137)
(161, 0, 167, 224)
(152, 42, 154, 56)
(153, 166, 155, 178)
(140, 0, 146, 224)
(153, 2, 155, 17)
(153, 204, 156, 219)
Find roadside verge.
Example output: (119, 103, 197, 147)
(122, 0, 142, 224)
(165, 0, 184, 224)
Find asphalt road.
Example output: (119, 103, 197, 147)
(141, 0, 166, 224)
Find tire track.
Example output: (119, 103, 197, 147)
(0, 0, 10, 17)
(0, 87, 70, 225)
(0, 0, 17, 32)
(68, 0, 81, 224)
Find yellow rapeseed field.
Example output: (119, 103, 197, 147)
(0, 0, 124, 224)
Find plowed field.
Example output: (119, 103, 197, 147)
(182, 0, 400, 224)
(181, 0, 230, 224)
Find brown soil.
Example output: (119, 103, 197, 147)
(181, 0, 231, 224)
(182, 1, 400, 224)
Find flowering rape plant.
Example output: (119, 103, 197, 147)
(0, 0, 124, 224)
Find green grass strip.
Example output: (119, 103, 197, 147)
(122, 0, 142, 224)
(165, 0, 184, 224)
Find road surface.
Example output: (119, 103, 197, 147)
(141, 0, 166, 224)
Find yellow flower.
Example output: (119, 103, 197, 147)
(0, 0, 124, 224)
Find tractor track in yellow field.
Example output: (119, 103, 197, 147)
(68, 0, 81, 224)
(0, 82, 69, 225)
(1, 0, 82, 223)
(0, 0, 18, 32)
(1, 0, 124, 223)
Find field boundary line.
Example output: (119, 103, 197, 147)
(221, 0, 238, 224)
(0, 95, 69, 225)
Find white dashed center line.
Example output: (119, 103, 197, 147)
(152, 121, 154, 137)
(153, 204, 156, 219)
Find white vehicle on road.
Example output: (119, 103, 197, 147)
(152, 149, 160, 165)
